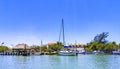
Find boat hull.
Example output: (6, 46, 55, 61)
(58, 51, 77, 56)
(112, 51, 120, 55)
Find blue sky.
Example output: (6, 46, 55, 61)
(0, 0, 120, 46)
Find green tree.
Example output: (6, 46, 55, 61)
(85, 32, 119, 53)
(41, 46, 47, 52)
(93, 32, 109, 44)
(34, 46, 41, 52)
(48, 42, 63, 52)
(104, 42, 118, 53)
(34, 45, 47, 52)
(0, 46, 10, 52)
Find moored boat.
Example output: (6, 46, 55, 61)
(59, 50, 77, 56)
(112, 50, 120, 55)
(58, 19, 77, 56)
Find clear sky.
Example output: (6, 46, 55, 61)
(0, 0, 120, 46)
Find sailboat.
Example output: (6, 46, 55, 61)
(58, 19, 77, 56)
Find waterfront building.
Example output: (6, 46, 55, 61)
(69, 44, 85, 54)
(12, 43, 33, 55)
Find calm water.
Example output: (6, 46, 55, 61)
(0, 55, 120, 69)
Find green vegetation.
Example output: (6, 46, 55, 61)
(48, 42, 63, 52)
(0, 46, 10, 52)
(34, 42, 63, 53)
(34, 45, 47, 52)
(93, 32, 109, 44)
(85, 32, 120, 54)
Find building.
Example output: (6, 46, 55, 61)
(12, 43, 32, 56)
(69, 44, 85, 54)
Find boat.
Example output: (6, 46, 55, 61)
(59, 50, 77, 56)
(112, 50, 120, 55)
(92, 50, 105, 55)
(58, 19, 77, 56)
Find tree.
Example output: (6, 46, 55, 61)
(85, 32, 120, 54)
(34, 45, 47, 52)
(0, 46, 10, 52)
(93, 32, 109, 44)
(49, 44, 63, 51)
(41, 46, 47, 52)
(104, 42, 117, 52)
(48, 42, 63, 52)
(34, 46, 41, 52)
(86, 42, 104, 52)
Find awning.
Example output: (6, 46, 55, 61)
(64, 46, 73, 48)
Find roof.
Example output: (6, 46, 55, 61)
(64, 46, 73, 48)
(48, 42, 56, 46)
(12, 44, 31, 49)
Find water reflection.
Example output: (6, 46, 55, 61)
(90, 55, 111, 69)
(15, 56, 28, 63)
(82, 55, 120, 69)
(0, 55, 120, 69)
(47, 56, 78, 69)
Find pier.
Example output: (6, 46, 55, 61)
(0, 44, 32, 56)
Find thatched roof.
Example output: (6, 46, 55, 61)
(12, 44, 31, 49)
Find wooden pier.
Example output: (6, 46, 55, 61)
(0, 44, 32, 56)
(0, 43, 48, 56)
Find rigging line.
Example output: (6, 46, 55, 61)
(58, 20, 62, 44)
(62, 19, 65, 46)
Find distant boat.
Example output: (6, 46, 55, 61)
(85, 51, 105, 55)
(58, 19, 77, 56)
(92, 50, 105, 55)
(112, 50, 120, 55)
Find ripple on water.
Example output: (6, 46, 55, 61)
(0, 55, 120, 69)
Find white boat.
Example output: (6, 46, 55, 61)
(58, 19, 77, 56)
(92, 50, 105, 55)
(59, 50, 77, 56)
(112, 50, 120, 55)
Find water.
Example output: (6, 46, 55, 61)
(0, 55, 120, 69)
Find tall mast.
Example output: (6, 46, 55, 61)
(40, 40, 42, 53)
(62, 19, 65, 46)
(41, 40, 43, 46)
